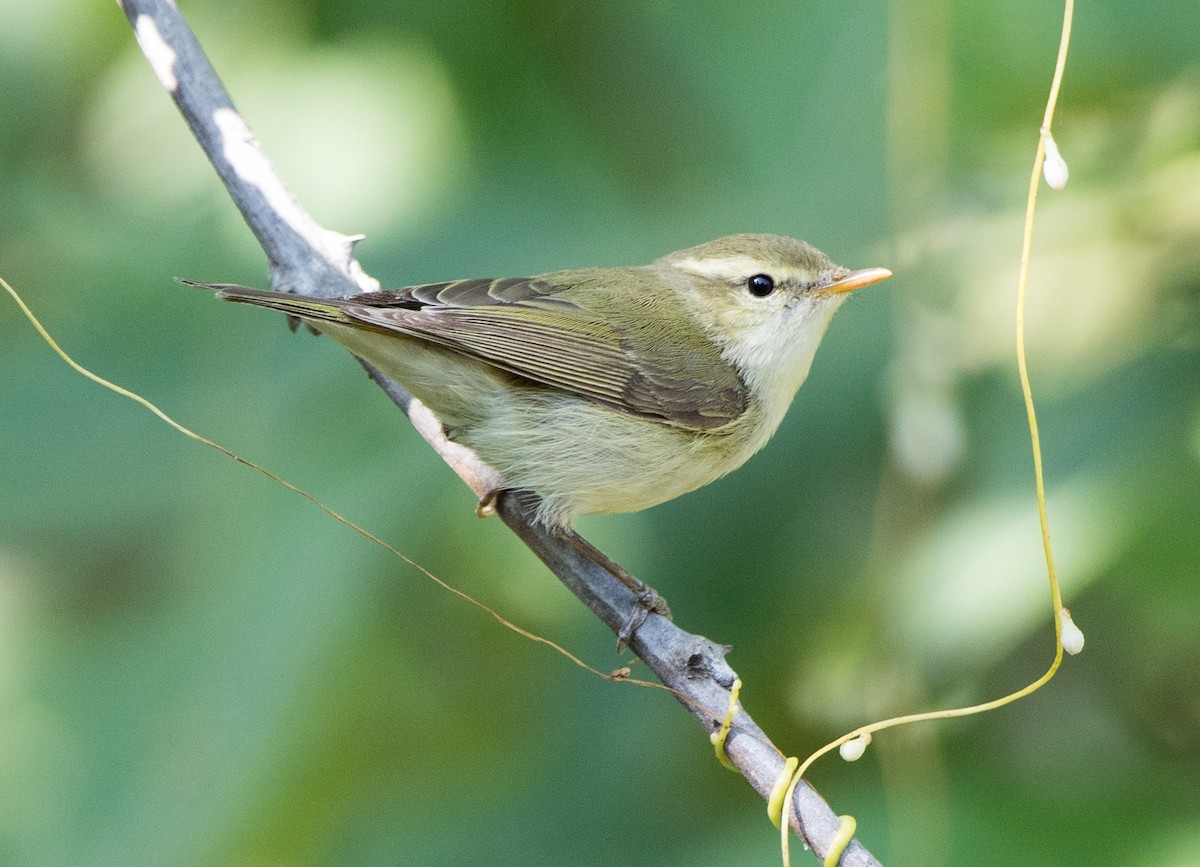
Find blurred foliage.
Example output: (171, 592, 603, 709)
(1, 1, 1198, 865)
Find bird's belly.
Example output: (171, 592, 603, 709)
(459, 390, 761, 525)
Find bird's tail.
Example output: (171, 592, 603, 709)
(180, 280, 354, 324)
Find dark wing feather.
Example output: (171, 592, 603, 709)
(342, 273, 748, 429)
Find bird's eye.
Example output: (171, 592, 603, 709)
(746, 273, 776, 297)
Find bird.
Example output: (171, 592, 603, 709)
(193, 233, 889, 528)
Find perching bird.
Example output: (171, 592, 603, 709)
(194, 233, 889, 527)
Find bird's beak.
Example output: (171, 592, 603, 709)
(826, 267, 892, 294)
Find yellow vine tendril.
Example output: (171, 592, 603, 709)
(711, 677, 743, 771)
(823, 816, 857, 867)
(769, 756, 800, 831)
(781, 1, 1078, 864)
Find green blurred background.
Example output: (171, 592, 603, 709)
(2, 1, 1198, 864)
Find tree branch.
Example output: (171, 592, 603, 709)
(118, 2, 880, 863)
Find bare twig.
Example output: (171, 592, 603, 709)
(117, 2, 880, 863)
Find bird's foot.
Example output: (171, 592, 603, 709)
(475, 489, 500, 518)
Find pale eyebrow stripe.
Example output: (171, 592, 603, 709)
(671, 256, 807, 284)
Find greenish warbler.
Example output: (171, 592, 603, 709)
(197, 234, 889, 527)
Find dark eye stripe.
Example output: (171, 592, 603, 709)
(747, 273, 776, 297)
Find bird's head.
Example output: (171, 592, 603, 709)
(658, 233, 891, 422)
